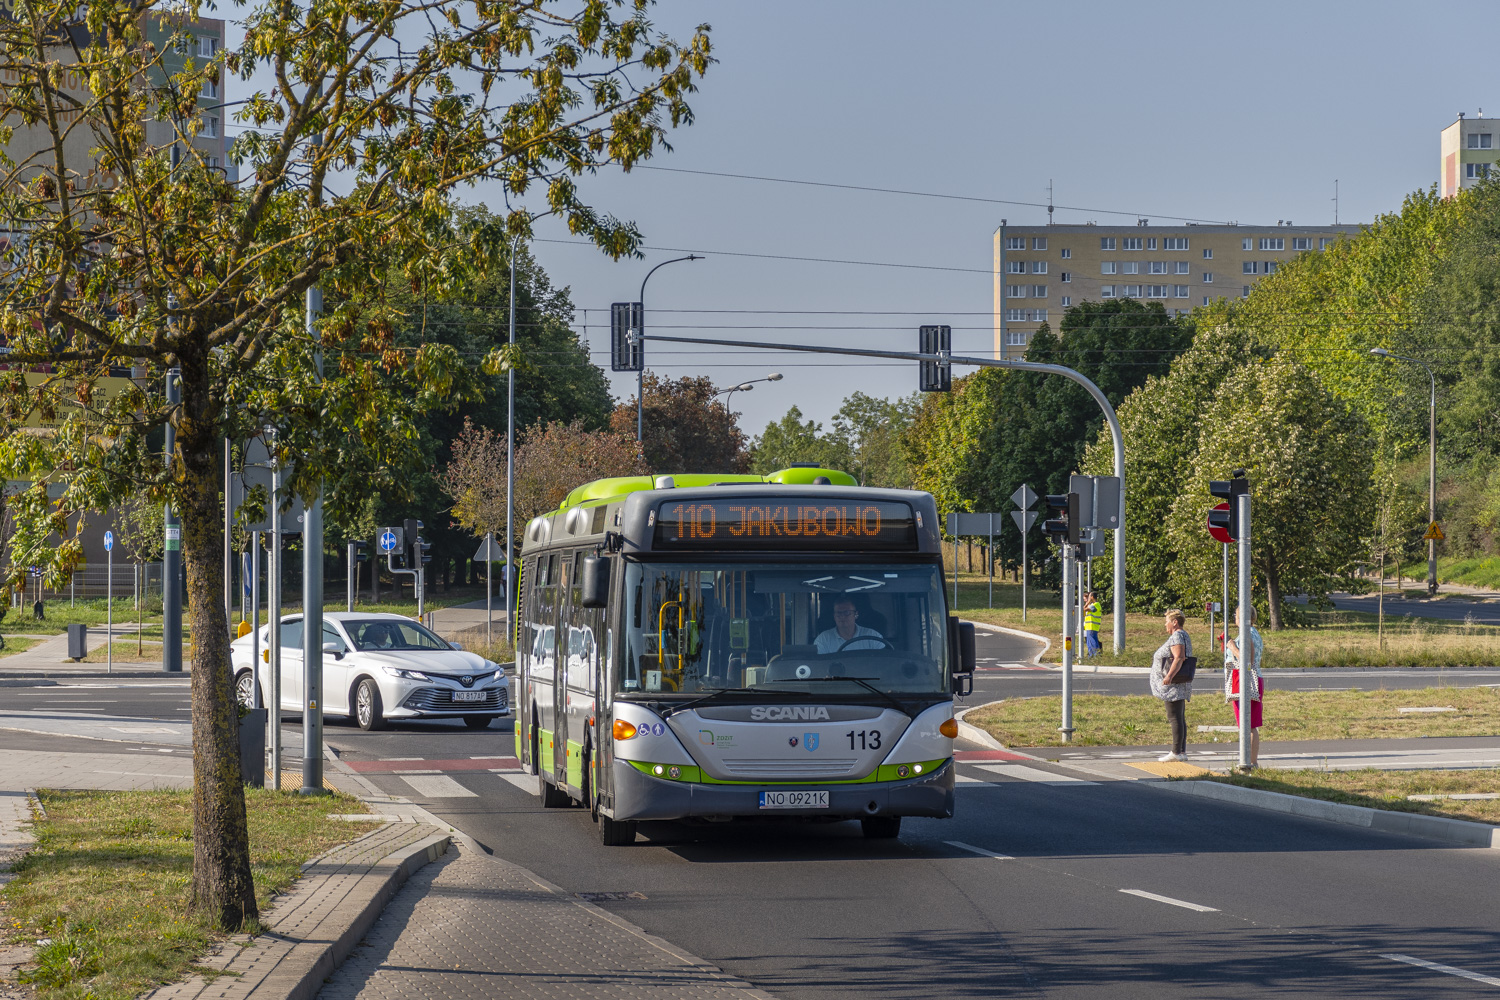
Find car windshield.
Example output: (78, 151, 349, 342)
(618, 561, 949, 696)
(345, 619, 450, 652)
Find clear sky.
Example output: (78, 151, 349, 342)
(501, 1, 1496, 437)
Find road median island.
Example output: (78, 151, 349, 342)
(966, 687, 1500, 748)
(0, 787, 385, 1000)
(1196, 767, 1500, 827)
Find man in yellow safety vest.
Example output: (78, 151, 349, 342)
(1082, 591, 1102, 658)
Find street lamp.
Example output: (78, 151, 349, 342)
(714, 372, 783, 406)
(635, 254, 702, 442)
(1370, 347, 1438, 597)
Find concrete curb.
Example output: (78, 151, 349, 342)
(1152, 777, 1500, 849)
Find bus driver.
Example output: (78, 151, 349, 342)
(814, 597, 885, 654)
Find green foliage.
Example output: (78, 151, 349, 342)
(610, 374, 747, 474)
(750, 406, 849, 474)
(749, 392, 918, 486)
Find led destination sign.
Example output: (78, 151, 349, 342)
(654, 500, 917, 550)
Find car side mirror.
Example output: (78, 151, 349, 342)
(581, 554, 610, 608)
(450, 641, 463, 650)
(322, 641, 344, 661)
(949, 618, 975, 696)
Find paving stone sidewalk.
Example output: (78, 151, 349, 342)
(319, 844, 775, 1000)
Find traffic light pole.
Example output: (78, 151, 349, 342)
(347, 541, 355, 612)
(644, 333, 1130, 653)
(1060, 543, 1075, 741)
(1237, 493, 1252, 770)
(302, 286, 326, 797)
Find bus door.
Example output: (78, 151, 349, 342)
(562, 559, 598, 794)
(528, 554, 559, 773)
(552, 553, 577, 788)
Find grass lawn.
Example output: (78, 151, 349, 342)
(78, 641, 187, 664)
(1, 599, 166, 638)
(0, 787, 380, 1000)
(966, 686, 1500, 748)
(1205, 768, 1500, 827)
(947, 572, 1500, 668)
(0, 637, 38, 658)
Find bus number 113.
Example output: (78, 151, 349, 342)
(846, 730, 881, 750)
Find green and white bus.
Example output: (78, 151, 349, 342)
(512, 467, 975, 845)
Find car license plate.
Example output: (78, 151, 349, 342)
(759, 790, 829, 810)
(451, 690, 486, 703)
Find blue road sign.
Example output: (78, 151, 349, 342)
(379, 530, 398, 553)
(104, 530, 114, 551)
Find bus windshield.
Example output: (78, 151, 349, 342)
(618, 561, 949, 697)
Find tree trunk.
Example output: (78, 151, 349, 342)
(1263, 560, 1283, 630)
(178, 366, 258, 931)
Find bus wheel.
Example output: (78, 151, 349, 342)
(600, 814, 636, 846)
(539, 771, 571, 808)
(860, 816, 901, 839)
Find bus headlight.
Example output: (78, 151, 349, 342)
(613, 720, 638, 740)
(939, 718, 959, 739)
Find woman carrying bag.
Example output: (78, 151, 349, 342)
(1150, 609, 1197, 762)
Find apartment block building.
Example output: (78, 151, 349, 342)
(1440, 111, 1500, 199)
(991, 222, 1363, 358)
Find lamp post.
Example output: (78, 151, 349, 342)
(1371, 347, 1438, 597)
(714, 372, 782, 408)
(635, 254, 702, 442)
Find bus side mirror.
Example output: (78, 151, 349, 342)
(581, 554, 610, 608)
(949, 618, 975, 696)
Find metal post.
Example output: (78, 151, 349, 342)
(163, 368, 182, 673)
(1427, 367, 1437, 597)
(346, 541, 355, 613)
(635, 255, 701, 445)
(106, 545, 112, 674)
(269, 462, 282, 789)
(952, 535, 959, 607)
(70, 573, 74, 608)
(987, 515, 994, 609)
(1237, 492, 1252, 770)
(251, 531, 261, 710)
(1021, 521, 1028, 622)
(302, 286, 325, 796)
(1060, 542, 1074, 741)
(486, 532, 493, 649)
(1221, 543, 1229, 653)
(506, 241, 517, 649)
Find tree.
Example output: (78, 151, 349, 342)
(609, 373, 747, 473)
(0, 0, 711, 929)
(512, 420, 647, 524)
(749, 406, 849, 474)
(1163, 360, 1374, 628)
(831, 391, 919, 487)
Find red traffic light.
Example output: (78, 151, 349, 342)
(1207, 501, 1232, 544)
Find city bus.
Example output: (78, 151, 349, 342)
(512, 467, 975, 846)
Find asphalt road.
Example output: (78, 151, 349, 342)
(1325, 590, 1500, 624)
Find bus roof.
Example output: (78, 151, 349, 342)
(555, 467, 858, 513)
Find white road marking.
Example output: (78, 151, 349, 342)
(1381, 953, 1500, 987)
(400, 774, 476, 798)
(954, 774, 986, 784)
(946, 841, 1013, 860)
(500, 772, 540, 795)
(380, 756, 428, 761)
(977, 764, 1099, 785)
(1119, 889, 1218, 913)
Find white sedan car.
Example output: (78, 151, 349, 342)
(232, 612, 510, 730)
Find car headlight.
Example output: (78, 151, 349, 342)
(486, 660, 507, 682)
(379, 664, 429, 681)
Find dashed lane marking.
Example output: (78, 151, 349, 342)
(945, 840, 1014, 860)
(1381, 953, 1500, 988)
(977, 763, 1099, 785)
(1120, 889, 1219, 913)
(499, 772, 539, 796)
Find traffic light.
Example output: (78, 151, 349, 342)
(919, 324, 952, 392)
(611, 302, 643, 372)
(1042, 493, 1080, 545)
(402, 518, 423, 541)
(351, 540, 369, 563)
(1208, 475, 1251, 541)
(418, 540, 433, 565)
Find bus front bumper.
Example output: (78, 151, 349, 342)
(610, 759, 955, 822)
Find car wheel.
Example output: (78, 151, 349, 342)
(355, 678, 386, 731)
(234, 670, 260, 709)
(463, 715, 495, 730)
(860, 816, 901, 839)
(600, 814, 637, 846)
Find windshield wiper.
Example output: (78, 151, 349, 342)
(770, 675, 911, 715)
(655, 685, 761, 719)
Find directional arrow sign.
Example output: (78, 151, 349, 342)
(1011, 484, 1038, 510)
(379, 530, 399, 553)
(1011, 510, 1037, 533)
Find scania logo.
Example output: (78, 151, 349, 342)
(750, 706, 831, 721)
(460, 675, 475, 688)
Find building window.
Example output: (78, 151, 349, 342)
(1124, 285, 1142, 297)
(1320, 237, 1334, 250)
(1164, 237, 1189, 250)
(1060, 272, 1071, 283)
(204, 78, 218, 99)
(1007, 260, 1026, 273)
(1202, 296, 1211, 306)
(1202, 248, 1213, 259)
(1173, 285, 1189, 298)
(1242, 238, 1253, 250)
(1101, 285, 1116, 298)
(206, 156, 219, 168)
(1202, 272, 1214, 283)
(1032, 237, 1047, 250)
(1146, 285, 1168, 298)
(1265, 261, 1278, 274)
(1469, 133, 1494, 149)
(1006, 309, 1025, 322)
(197, 35, 218, 57)
(1175, 261, 1190, 274)
(1006, 285, 1027, 299)
(1060, 248, 1072, 259)
(1146, 238, 1158, 250)
(1467, 163, 1491, 179)
(1061, 296, 1071, 307)
(1032, 285, 1048, 298)
(1242, 285, 1251, 297)
(1122, 262, 1139, 275)
(1259, 237, 1285, 251)
(1242, 261, 1259, 274)
(1101, 262, 1117, 275)
(1292, 237, 1312, 250)
(1032, 309, 1048, 323)
(1149, 261, 1168, 274)
(1123, 237, 1143, 250)
(204, 116, 219, 138)
(1101, 237, 1116, 251)
(1006, 329, 1027, 345)
(1005, 236, 1025, 250)
(1032, 261, 1047, 274)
